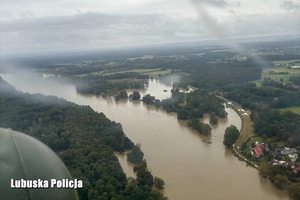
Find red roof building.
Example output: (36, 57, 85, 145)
(293, 167, 300, 174)
(251, 143, 264, 157)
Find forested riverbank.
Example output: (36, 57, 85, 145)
(0, 77, 167, 200)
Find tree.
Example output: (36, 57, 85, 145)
(262, 134, 268, 142)
(274, 175, 290, 190)
(210, 112, 218, 124)
(288, 183, 300, 200)
(201, 123, 212, 136)
(154, 99, 161, 108)
(219, 110, 228, 118)
(115, 90, 128, 100)
(153, 177, 165, 189)
(258, 162, 271, 176)
(223, 125, 239, 147)
(177, 109, 188, 120)
(127, 145, 144, 164)
(288, 137, 295, 148)
(142, 94, 155, 104)
(131, 91, 141, 100)
(136, 168, 153, 186)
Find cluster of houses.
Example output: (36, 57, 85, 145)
(225, 55, 248, 62)
(271, 147, 300, 173)
(250, 142, 300, 173)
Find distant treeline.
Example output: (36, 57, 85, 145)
(290, 76, 300, 86)
(177, 59, 262, 90)
(74, 75, 146, 96)
(223, 83, 300, 110)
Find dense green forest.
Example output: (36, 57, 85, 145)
(252, 110, 300, 146)
(223, 83, 300, 110)
(290, 76, 300, 86)
(177, 59, 262, 90)
(0, 77, 167, 200)
(74, 76, 146, 96)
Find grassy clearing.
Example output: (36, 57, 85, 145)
(248, 64, 300, 85)
(76, 68, 171, 78)
(261, 73, 297, 82)
(275, 106, 300, 115)
(249, 80, 262, 87)
(273, 60, 300, 66)
(246, 136, 263, 147)
(234, 107, 255, 147)
(107, 78, 145, 83)
(274, 141, 286, 148)
(263, 67, 300, 75)
(216, 96, 255, 146)
(142, 69, 172, 77)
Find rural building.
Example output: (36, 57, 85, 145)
(281, 148, 297, 155)
(293, 167, 300, 174)
(251, 142, 268, 157)
(289, 153, 298, 162)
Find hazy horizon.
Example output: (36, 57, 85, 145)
(1, 0, 300, 55)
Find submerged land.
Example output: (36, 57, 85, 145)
(1, 34, 300, 199)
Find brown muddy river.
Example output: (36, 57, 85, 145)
(1, 73, 291, 200)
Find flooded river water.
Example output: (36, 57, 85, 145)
(1, 73, 291, 200)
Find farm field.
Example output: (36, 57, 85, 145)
(248, 60, 300, 85)
(275, 106, 300, 115)
(77, 68, 172, 78)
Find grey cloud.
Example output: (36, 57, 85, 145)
(227, 13, 300, 36)
(1, 10, 299, 54)
(231, 1, 241, 7)
(195, 0, 229, 7)
(0, 12, 206, 53)
(281, 0, 300, 12)
(19, 11, 35, 18)
(0, 9, 14, 19)
(193, 0, 240, 8)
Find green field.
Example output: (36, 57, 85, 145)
(235, 109, 255, 147)
(249, 63, 300, 86)
(142, 69, 172, 77)
(249, 80, 262, 87)
(273, 60, 300, 66)
(77, 68, 171, 78)
(261, 72, 297, 82)
(246, 136, 263, 147)
(216, 96, 255, 146)
(275, 106, 300, 115)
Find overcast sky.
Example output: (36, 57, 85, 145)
(0, 0, 299, 54)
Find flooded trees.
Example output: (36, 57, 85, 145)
(131, 91, 141, 100)
(210, 112, 218, 124)
(223, 125, 240, 147)
(127, 144, 144, 164)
